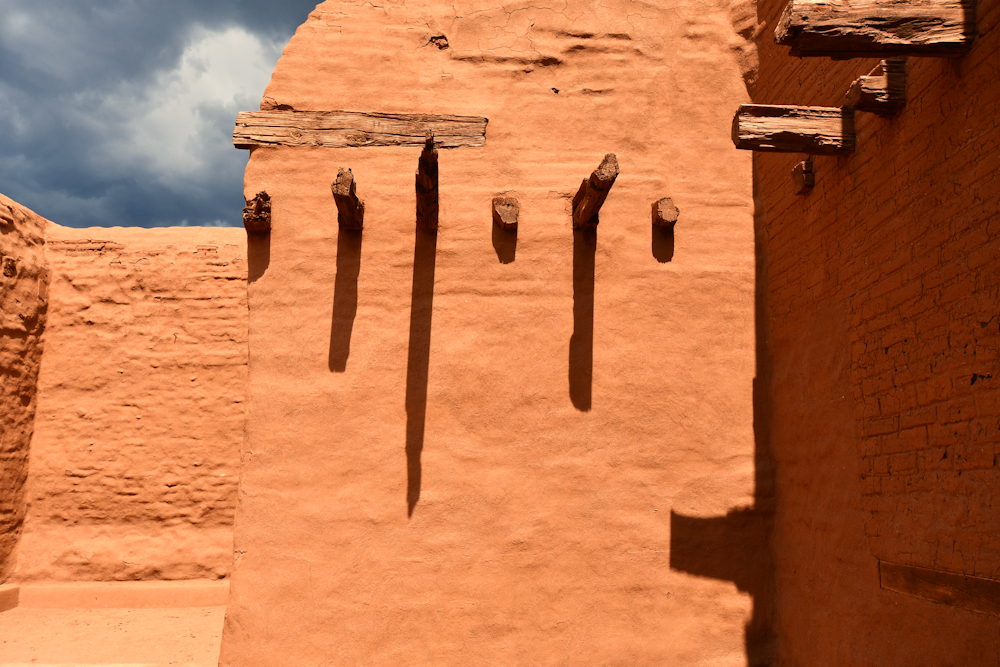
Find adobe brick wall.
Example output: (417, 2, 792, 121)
(753, 0, 1000, 662)
(11, 224, 248, 582)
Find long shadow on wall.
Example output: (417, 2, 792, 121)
(569, 228, 596, 411)
(329, 230, 363, 372)
(670, 154, 776, 666)
(247, 233, 270, 284)
(405, 228, 437, 517)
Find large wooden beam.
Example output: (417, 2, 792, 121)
(572, 154, 619, 230)
(233, 110, 488, 150)
(845, 58, 906, 116)
(774, 0, 974, 58)
(731, 105, 855, 155)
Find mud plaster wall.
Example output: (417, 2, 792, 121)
(221, 0, 764, 665)
(0, 195, 50, 582)
(752, 0, 1000, 662)
(11, 224, 247, 582)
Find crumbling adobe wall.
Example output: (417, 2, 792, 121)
(752, 0, 1000, 663)
(221, 0, 764, 665)
(0, 195, 50, 583)
(11, 224, 248, 582)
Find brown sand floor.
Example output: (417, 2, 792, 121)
(0, 607, 224, 666)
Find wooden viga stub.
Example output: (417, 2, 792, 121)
(732, 105, 855, 155)
(774, 0, 975, 58)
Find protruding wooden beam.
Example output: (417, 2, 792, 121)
(732, 105, 855, 155)
(492, 196, 519, 230)
(242, 192, 271, 234)
(846, 59, 906, 116)
(651, 198, 680, 230)
(774, 0, 974, 58)
(792, 157, 815, 194)
(415, 132, 439, 232)
(331, 169, 365, 230)
(572, 154, 619, 230)
(233, 110, 488, 150)
(2, 257, 17, 278)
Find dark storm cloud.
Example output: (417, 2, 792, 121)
(0, 1, 320, 227)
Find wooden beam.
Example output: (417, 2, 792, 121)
(242, 192, 271, 234)
(651, 198, 680, 229)
(233, 110, 488, 150)
(415, 133, 439, 231)
(572, 154, 619, 230)
(846, 58, 906, 116)
(331, 168, 365, 230)
(880, 561, 1000, 616)
(492, 196, 519, 230)
(791, 157, 815, 194)
(731, 105, 855, 155)
(774, 0, 974, 58)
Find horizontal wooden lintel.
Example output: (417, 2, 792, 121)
(732, 104, 855, 155)
(881, 561, 1000, 616)
(233, 110, 488, 150)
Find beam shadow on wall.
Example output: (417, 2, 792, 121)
(405, 228, 437, 517)
(670, 153, 775, 666)
(569, 228, 596, 411)
(329, 229, 363, 372)
(652, 226, 675, 263)
(247, 233, 270, 284)
(492, 224, 516, 264)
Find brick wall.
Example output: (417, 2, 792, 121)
(754, 0, 1000, 662)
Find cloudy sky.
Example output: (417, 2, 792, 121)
(0, 1, 319, 228)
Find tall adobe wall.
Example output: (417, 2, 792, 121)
(222, 0, 764, 665)
(7, 222, 248, 582)
(0, 195, 50, 582)
(751, 0, 1000, 663)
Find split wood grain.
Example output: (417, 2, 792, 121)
(416, 133, 439, 231)
(731, 105, 855, 155)
(492, 197, 519, 230)
(233, 110, 488, 149)
(846, 59, 906, 116)
(651, 198, 680, 229)
(572, 154, 619, 229)
(774, 0, 974, 58)
(242, 192, 271, 234)
(332, 169, 365, 230)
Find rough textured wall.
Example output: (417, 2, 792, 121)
(753, 0, 1000, 662)
(12, 225, 247, 582)
(0, 195, 50, 583)
(222, 0, 763, 665)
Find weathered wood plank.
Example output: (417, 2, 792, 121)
(233, 110, 488, 149)
(846, 58, 907, 116)
(731, 105, 855, 155)
(881, 561, 1000, 616)
(572, 154, 619, 230)
(242, 192, 271, 233)
(331, 168, 365, 230)
(774, 0, 974, 58)
(415, 133, 439, 231)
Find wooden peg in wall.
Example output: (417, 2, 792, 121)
(242, 191, 271, 233)
(792, 157, 814, 195)
(492, 196, 519, 230)
(332, 168, 365, 230)
(572, 154, 619, 230)
(416, 131, 439, 231)
(652, 198, 680, 229)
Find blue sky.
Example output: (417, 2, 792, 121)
(0, 1, 319, 227)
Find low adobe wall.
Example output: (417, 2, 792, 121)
(8, 221, 248, 582)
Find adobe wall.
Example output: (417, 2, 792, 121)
(0, 195, 50, 582)
(221, 0, 765, 665)
(752, 0, 1000, 662)
(11, 224, 248, 582)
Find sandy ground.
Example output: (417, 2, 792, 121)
(0, 606, 224, 666)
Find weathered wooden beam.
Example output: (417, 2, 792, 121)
(880, 561, 1000, 616)
(415, 133, 439, 231)
(774, 0, 974, 58)
(242, 192, 271, 234)
(492, 196, 519, 230)
(331, 168, 365, 230)
(651, 198, 680, 229)
(233, 110, 488, 150)
(572, 154, 619, 230)
(846, 58, 906, 116)
(792, 157, 815, 194)
(731, 105, 855, 155)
